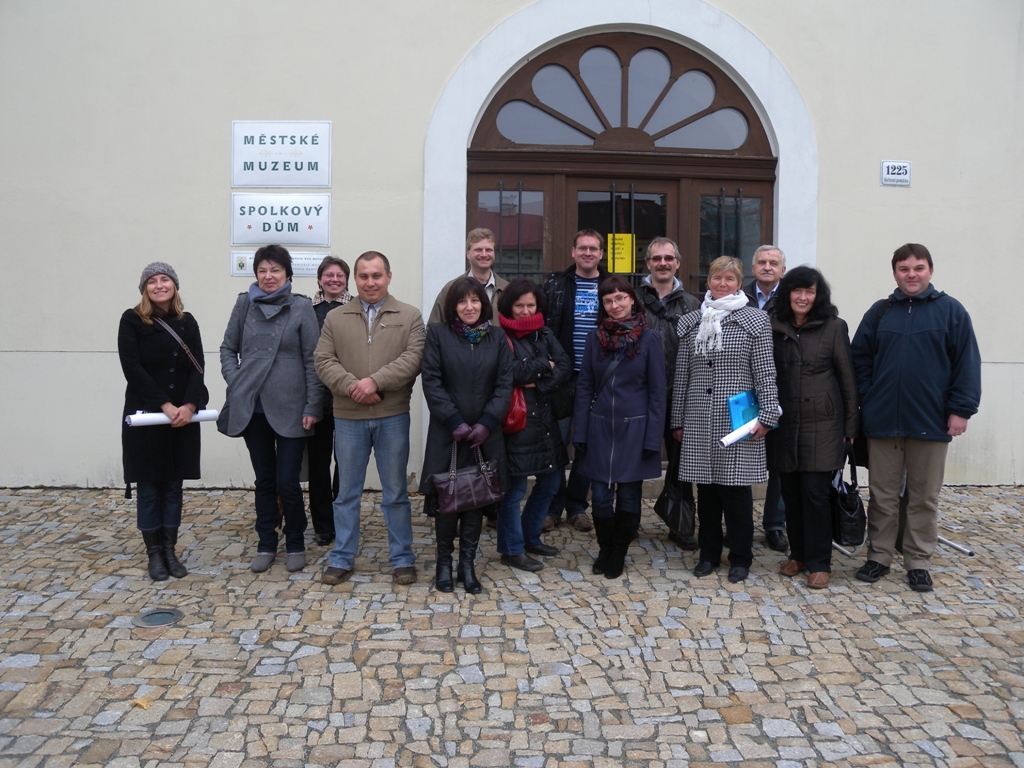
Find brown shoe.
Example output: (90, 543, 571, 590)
(779, 559, 804, 577)
(807, 571, 830, 589)
(394, 566, 417, 585)
(569, 513, 593, 532)
(541, 516, 557, 532)
(322, 566, 353, 585)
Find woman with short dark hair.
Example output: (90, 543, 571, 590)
(573, 275, 666, 579)
(419, 277, 514, 594)
(767, 266, 858, 589)
(219, 244, 322, 574)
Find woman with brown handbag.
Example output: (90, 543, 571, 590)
(419, 277, 514, 594)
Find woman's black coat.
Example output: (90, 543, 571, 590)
(119, 309, 209, 483)
(419, 323, 515, 495)
(503, 326, 571, 477)
(766, 314, 859, 473)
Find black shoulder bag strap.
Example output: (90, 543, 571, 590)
(154, 317, 204, 375)
(590, 356, 622, 410)
(642, 291, 681, 326)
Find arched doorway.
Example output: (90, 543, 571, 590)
(420, 0, 817, 314)
(468, 32, 776, 290)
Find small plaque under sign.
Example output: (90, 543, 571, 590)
(232, 250, 325, 277)
(881, 160, 911, 187)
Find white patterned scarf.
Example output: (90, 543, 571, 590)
(695, 290, 749, 357)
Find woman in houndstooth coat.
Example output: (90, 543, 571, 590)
(671, 256, 779, 583)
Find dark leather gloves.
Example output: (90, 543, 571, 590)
(467, 423, 491, 448)
(573, 442, 587, 457)
(452, 423, 473, 442)
(642, 449, 659, 460)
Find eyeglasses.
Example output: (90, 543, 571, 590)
(574, 246, 602, 253)
(647, 255, 678, 263)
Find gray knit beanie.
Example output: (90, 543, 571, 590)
(139, 262, 180, 293)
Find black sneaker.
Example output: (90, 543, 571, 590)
(907, 569, 934, 592)
(855, 560, 891, 583)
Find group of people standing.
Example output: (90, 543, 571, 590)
(119, 229, 980, 595)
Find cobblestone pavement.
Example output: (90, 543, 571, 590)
(0, 486, 1022, 768)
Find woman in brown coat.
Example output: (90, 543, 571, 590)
(767, 266, 859, 589)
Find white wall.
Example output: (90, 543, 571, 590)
(0, 0, 1020, 486)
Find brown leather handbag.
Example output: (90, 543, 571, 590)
(430, 444, 503, 514)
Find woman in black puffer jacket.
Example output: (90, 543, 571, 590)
(767, 266, 859, 590)
(497, 280, 571, 565)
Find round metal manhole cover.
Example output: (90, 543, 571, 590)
(132, 608, 185, 628)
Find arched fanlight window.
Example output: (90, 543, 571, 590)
(473, 33, 771, 156)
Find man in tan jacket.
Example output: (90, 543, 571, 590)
(314, 251, 425, 586)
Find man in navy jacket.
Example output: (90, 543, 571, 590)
(851, 243, 981, 592)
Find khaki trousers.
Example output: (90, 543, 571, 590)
(866, 438, 948, 570)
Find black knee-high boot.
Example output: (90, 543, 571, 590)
(604, 511, 638, 579)
(142, 530, 169, 581)
(434, 512, 458, 592)
(457, 509, 483, 594)
(592, 516, 614, 574)
(162, 527, 188, 578)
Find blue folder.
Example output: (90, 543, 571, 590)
(727, 389, 759, 431)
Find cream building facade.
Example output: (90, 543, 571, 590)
(1, 0, 1020, 487)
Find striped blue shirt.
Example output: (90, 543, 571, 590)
(572, 275, 600, 371)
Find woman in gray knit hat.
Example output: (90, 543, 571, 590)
(118, 262, 208, 581)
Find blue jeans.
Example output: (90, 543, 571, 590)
(330, 413, 415, 570)
(591, 480, 642, 519)
(548, 406, 591, 521)
(242, 413, 308, 553)
(136, 479, 183, 531)
(501, 471, 560, 552)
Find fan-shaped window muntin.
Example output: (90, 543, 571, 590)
(494, 46, 749, 151)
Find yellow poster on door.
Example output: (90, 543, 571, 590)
(607, 233, 635, 274)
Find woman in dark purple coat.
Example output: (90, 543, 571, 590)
(572, 276, 666, 579)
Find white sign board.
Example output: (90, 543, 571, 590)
(231, 250, 325, 277)
(880, 160, 911, 187)
(232, 121, 331, 187)
(232, 193, 331, 246)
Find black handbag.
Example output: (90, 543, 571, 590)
(653, 481, 695, 538)
(831, 444, 866, 547)
(430, 444, 503, 514)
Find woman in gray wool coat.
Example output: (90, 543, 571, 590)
(671, 255, 779, 584)
(219, 244, 323, 575)
(767, 266, 858, 590)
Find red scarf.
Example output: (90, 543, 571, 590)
(498, 311, 545, 339)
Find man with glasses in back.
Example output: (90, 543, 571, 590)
(640, 237, 700, 549)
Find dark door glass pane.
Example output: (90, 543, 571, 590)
(477, 190, 545, 284)
(698, 192, 761, 289)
